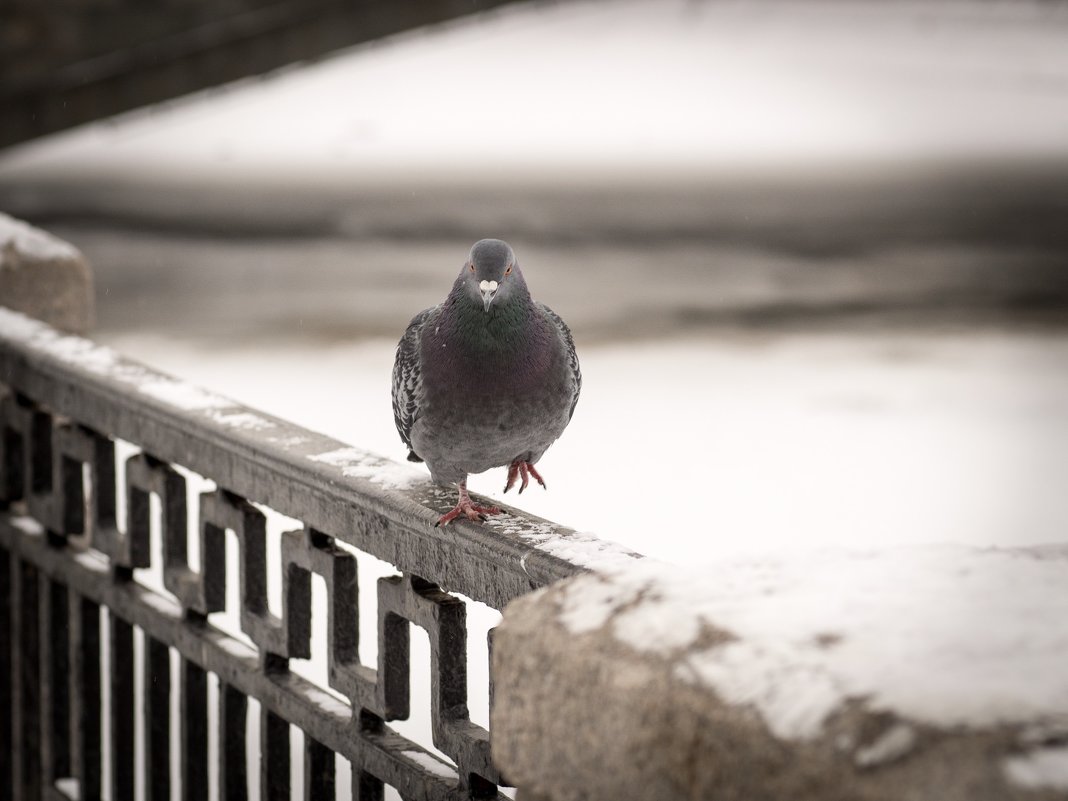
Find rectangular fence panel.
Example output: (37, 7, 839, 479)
(0, 310, 642, 799)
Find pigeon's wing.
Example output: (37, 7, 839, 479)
(538, 302, 582, 422)
(392, 306, 437, 462)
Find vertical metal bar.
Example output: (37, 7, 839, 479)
(180, 659, 209, 801)
(41, 578, 72, 785)
(71, 595, 102, 801)
(260, 707, 290, 801)
(143, 636, 170, 801)
(0, 547, 12, 798)
(109, 614, 135, 801)
(16, 559, 42, 800)
(303, 737, 334, 801)
(219, 683, 248, 801)
(352, 768, 384, 801)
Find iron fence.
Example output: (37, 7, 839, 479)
(0, 309, 637, 800)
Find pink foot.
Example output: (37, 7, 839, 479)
(504, 460, 547, 494)
(435, 481, 502, 527)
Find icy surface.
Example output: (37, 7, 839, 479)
(557, 546, 1068, 740)
(0, 211, 80, 263)
(1004, 746, 1068, 791)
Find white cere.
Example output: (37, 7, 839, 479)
(479, 280, 499, 292)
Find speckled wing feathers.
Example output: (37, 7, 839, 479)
(392, 306, 436, 461)
(539, 302, 582, 421)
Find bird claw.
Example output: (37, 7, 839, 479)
(504, 461, 547, 494)
(435, 493, 502, 527)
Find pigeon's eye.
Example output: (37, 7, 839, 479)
(505, 264, 513, 276)
(469, 263, 475, 272)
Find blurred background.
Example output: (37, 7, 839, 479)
(2, 0, 1067, 559)
(4, 1, 1068, 797)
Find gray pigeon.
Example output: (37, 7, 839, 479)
(392, 239, 581, 526)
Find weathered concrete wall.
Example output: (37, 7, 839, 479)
(492, 547, 1068, 801)
(0, 212, 93, 334)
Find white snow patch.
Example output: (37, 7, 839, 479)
(138, 378, 231, 411)
(71, 549, 108, 573)
(489, 520, 641, 573)
(0, 308, 119, 374)
(402, 751, 458, 780)
(54, 778, 81, 801)
(215, 637, 255, 659)
(0, 212, 80, 263)
(1004, 746, 1068, 791)
(10, 515, 44, 536)
(268, 434, 310, 448)
(559, 545, 1068, 741)
(302, 685, 351, 718)
(308, 446, 423, 489)
(206, 410, 275, 431)
(854, 723, 917, 768)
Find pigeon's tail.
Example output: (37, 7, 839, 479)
(406, 450, 424, 463)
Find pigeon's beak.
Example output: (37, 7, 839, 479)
(479, 279, 498, 312)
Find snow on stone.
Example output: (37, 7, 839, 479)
(1003, 746, 1068, 791)
(401, 751, 458, 780)
(0, 212, 80, 263)
(308, 446, 423, 489)
(557, 545, 1068, 741)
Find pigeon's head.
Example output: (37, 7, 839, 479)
(461, 238, 526, 312)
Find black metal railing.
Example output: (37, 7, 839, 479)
(0, 308, 641, 800)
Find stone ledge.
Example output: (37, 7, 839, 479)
(0, 211, 92, 333)
(491, 545, 1068, 801)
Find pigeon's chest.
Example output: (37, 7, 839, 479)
(417, 322, 570, 446)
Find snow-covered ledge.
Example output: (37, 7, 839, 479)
(0, 212, 93, 334)
(492, 545, 1068, 801)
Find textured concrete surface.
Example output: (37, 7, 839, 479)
(0, 212, 93, 333)
(492, 548, 1068, 801)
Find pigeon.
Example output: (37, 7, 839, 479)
(392, 239, 581, 527)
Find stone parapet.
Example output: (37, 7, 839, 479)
(0, 212, 93, 333)
(492, 546, 1068, 801)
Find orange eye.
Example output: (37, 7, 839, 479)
(469, 263, 475, 272)
(505, 264, 513, 276)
